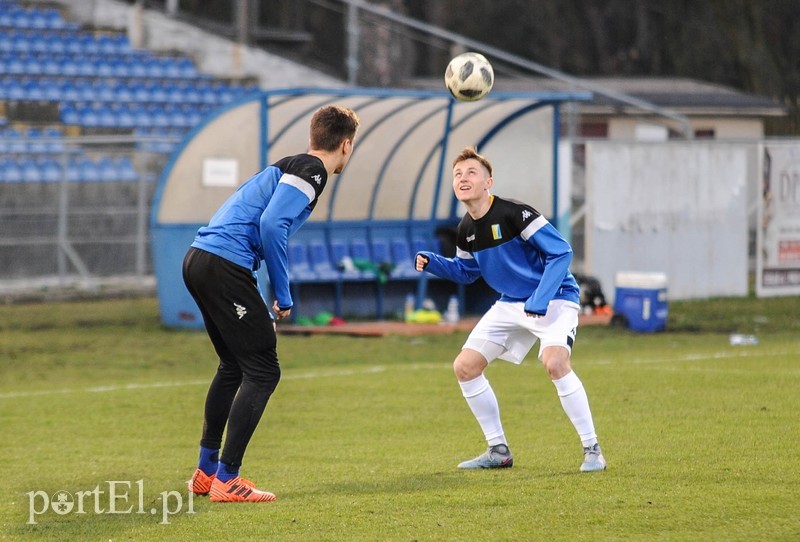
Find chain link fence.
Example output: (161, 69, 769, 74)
(0, 133, 178, 299)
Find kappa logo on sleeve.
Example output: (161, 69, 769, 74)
(234, 303, 247, 319)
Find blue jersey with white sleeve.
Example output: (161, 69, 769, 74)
(191, 154, 327, 310)
(418, 196, 580, 315)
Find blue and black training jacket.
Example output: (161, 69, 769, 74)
(191, 153, 327, 310)
(418, 196, 580, 316)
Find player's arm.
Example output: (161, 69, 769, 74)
(415, 247, 481, 284)
(522, 217, 573, 315)
(260, 182, 312, 312)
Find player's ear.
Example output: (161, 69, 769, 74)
(342, 138, 353, 156)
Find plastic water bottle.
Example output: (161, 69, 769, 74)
(729, 334, 759, 346)
(404, 293, 415, 321)
(444, 295, 460, 324)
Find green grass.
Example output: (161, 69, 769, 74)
(1, 295, 799, 541)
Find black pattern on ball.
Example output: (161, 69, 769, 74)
(480, 67, 493, 86)
(444, 52, 494, 102)
(459, 61, 474, 82)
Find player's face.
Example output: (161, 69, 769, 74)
(452, 158, 492, 202)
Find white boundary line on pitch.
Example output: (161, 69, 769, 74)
(585, 348, 793, 367)
(0, 350, 790, 399)
(0, 365, 443, 399)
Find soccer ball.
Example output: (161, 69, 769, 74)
(444, 52, 494, 102)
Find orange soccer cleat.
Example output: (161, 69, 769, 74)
(188, 468, 216, 495)
(209, 476, 277, 503)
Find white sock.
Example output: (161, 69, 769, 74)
(552, 371, 598, 447)
(459, 374, 506, 446)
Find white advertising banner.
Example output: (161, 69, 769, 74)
(757, 142, 800, 296)
(585, 141, 750, 301)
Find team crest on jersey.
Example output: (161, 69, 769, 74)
(491, 224, 502, 240)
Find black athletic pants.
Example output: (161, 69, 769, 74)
(182, 247, 281, 467)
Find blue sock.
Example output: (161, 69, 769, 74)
(198, 446, 219, 476)
(215, 462, 239, 482)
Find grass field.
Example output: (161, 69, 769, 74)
(1, 295, 799, 541)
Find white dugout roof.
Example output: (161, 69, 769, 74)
(153, 87, 592, 231)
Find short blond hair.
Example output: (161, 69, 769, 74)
(452, 146, 492, 176)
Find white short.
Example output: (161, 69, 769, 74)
(463, 299, 579, 364)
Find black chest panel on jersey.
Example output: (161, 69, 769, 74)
(456, 197, 541, 253)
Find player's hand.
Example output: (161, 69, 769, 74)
(273, 300, 292, 320)
(415, 254, 429, 272)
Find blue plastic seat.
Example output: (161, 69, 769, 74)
(38, 157, 62, 182)
(329, 239, 365, 279)
(97, 104, 116, 128)
(5, 54, 24, 74)
(41, 54, 63, 76)
(12, 10, 34, 30)
(3, 78, 24, 100)
(23, 77, 45, 100)
(115, 104, 137, 129)
(42, 8, 67, 30)
(145, 57, 165, 78)
(0, 32, 12, 53)
(96, 156, 119, 181)
(5, 127, 26, 153)
(76, 34, 99, 55)
(350, 238, 371, 263)
(113, 80, 134, 102)
(59, 56, 79, 77)
(59, 103, 80, 125)
(150, 82, 168, 103)
(21, 158, 40, 182)
(151, 106, 171, 129)
(2, 159, 23, 182)
(389, 238, 420, 279)
(25, 127, 47, 154)
(111, 57, 133, 78)
(43, 127, 65, 153)
(78, 104, 101, 127)
(308, 240, 342, 280)
(115, 156, 138, 181)
(287, 242, 318, 282)
(76, 156, 100, 182)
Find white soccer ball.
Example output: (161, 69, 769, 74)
(444, 52, 494, 102)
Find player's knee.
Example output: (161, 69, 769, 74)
(541, 347, 571, 379)
(453, 355, 480, 382)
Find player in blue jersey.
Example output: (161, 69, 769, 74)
(183, 105, 360, 502)
(415, 146, 606, 473)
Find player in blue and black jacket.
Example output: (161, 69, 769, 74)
(416, 146, 606, 473)
(183, 106, 360, 502)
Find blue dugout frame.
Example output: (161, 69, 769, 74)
(150, 86, 591, 327)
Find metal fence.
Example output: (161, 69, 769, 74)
(0, 133, 178, 297)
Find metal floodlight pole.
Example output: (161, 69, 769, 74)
(346, 2, 360, 85)
(339, 0, 692, 138)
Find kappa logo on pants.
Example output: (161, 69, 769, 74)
(233, 302, 247, 319)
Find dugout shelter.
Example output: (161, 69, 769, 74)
(151, 87, 591, 328)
